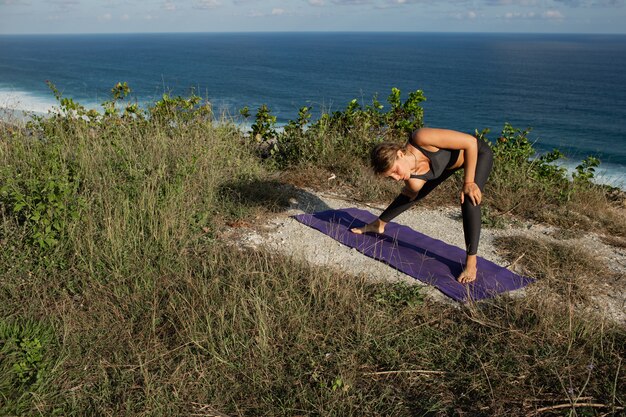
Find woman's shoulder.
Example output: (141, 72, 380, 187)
(412, 127, 470, 150)
(410, 127, 427, 144)
(411, 128, 440, 152)
(412, 127, 460, 141)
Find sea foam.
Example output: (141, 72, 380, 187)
(0, 88, 58, 114)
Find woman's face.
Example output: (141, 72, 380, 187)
(383, 151, 411, 181)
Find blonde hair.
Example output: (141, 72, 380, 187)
(371, 142, 406, 175)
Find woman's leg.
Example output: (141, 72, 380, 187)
(379, 169, 457, 223)
(461, 139, 494, 255)
(458, 139, 494, 283)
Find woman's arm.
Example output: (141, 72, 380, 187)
(413, 128, 481, 205)
(413, 127, 478, 184)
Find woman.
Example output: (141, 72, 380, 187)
(350, 127, 493, 284)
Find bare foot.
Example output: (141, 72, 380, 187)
(457, 255, 477, 284)
(350, 220, 386, 235)
(457, 266, 477, 284)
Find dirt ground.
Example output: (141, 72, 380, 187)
(220, 186, 626, 325)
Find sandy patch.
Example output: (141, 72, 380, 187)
(224, 187, 626, 324)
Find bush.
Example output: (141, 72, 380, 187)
(0, 319, 58, 416)
(0, 143, 85, 251)
(247, 87, 426, 169)
(0, 82, 624, 416)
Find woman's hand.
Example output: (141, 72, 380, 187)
(350, 220, 386, 235)
(461, 182, 482, 206)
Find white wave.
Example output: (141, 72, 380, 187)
(555, 159, 626, 190)
(0, 88, 58, 115)
(586, 166, 625, 190)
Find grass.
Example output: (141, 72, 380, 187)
(0, 107, 625, 416)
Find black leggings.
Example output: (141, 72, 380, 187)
(379, 138, 494, 256)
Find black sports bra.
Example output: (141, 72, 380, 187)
(409, 140, 461, 181)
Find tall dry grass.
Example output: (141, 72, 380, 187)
(0, 113, 624, 416)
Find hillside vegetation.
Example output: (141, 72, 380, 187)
(0, 84, 624, 416)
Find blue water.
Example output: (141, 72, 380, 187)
(1, 32, 625, 185)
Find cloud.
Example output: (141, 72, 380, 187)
(246, 7, 292, 17)
(331, 0, 372, 5)
(542, 8, 564, 17)
(295, 0, 626, 8)
(453, 9, 480, 18)
(501, 8, 565, 18)
(163, 1, 176, 11)
(51, 0, 79, 6)
(98, 12, 112, 21)
(386, 0, 623, 5)
(379, 0, 479, 8)
(485, 0, 540, 5)
(102, 0, 124, 8)
(504, 10, 535, 17)
(0, 0, 31, 5)
(552, 0, 624, 6)
(194, 0, 220, 9)
(47, 0, 79, 9)
(382, 0, 413, 5)
(120, 13, 129, 20)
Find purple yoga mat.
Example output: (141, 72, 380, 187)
(293, 208, 533, 302)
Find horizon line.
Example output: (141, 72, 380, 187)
(2, 30, 626, 36)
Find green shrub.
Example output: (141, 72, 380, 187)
(490, 123, 535, 164)
(370, 281, 424, 308)
(250, 104, 278, 144)
(0, 148, 85, 251)
(261, 87, 426, 169)
(573, 155, 601, 184)
(488, 123, 570, 211)
(0, 319, 58, 416)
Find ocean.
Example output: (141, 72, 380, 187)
(1, 32, 625, 186)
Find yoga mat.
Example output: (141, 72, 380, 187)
(293, 208, 534, 302)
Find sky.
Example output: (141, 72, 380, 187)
(0, 0, 625, 34)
